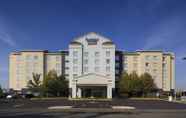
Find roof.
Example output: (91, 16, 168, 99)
(136, 50, 163, 52)
(71, 32, 114, 43)
(123, 52, 139, 55)
(20, 50, 48, 52)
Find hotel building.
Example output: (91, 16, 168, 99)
(9, 32, 175, 98)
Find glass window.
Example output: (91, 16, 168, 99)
(124, 56, 128, 61)
(145, 55, 150, 61)
(106, 59, 110, 64)
(56, 63, 60, 69)
(95, 66, 99, 72)
(56, 56, 60, 61)
(26, 55, 31, 60)
(124, 63, 128, 68)
(153, 69, 157, 73)
(133, 56, 138, 61)
(115, 55, 120, 61)
(106, 66, 110, 72)
(116, 70, 119, 74)
(153, 56, 158, 60)
(84, 52, 88, 57)
(106, 51, 110, 57)
(73, 74, 77, 77)
(73, 66, 78, 72)
(95, 59, 99, 65)
(133, 63, 138, 68)
(115, 63, 120, 68)
(73, 51, 78, 57)
(16, 56, 21, 61)
(73, 59, 78, 64)
(84, 66, 88, 72)
(84, 59, 88, 64)
(95, 52, 100, 57)
(34, 55, 38, 60)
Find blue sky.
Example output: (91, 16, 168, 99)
(0, 0, 186, 90)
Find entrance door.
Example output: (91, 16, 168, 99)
(81, 86, 107, 98)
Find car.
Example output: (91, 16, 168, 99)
(6, 95, 13, 99)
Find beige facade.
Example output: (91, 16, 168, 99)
(9, 33, 175, 94)
(9, 51, 65, 90)
(123, 51, 175, 91)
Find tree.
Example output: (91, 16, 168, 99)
(42, 70, 68, 97)
(118, 71, 157, 97)
(27, 73, 42, 95)
(0, 86, 3, 98)
(140, 73, 157, 96)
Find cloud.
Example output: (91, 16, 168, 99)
(143, 16, 185, 50)
(0, 32, 17, 47)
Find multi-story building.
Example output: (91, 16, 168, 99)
(9, 32, 175, 98)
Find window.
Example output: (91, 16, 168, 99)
(115, 70, 119, 74)
(106, 51, 110, 57)
(153, 56, 158, 60)
(26, 55, 31, 60)
(65, 67, 69, 70)
(106, 59, 110, 64)
(95, 52, 99, 57)
(95, 66, 99, 72)
(65, 74, 69, 77)
(106, 74, 110, 76)
(133, 56, 138, 61)
(73, 74, 77, 77)
(145, 55, 150, 61)
(115, 63, 120, 68)
(56, 63, 60, 69)
(73, 51, 78, 57)
(124, 63, 128, 68)
(133, 63, 138, 68)
(86, 38, 98, 45)
(16, 56, 21, 61)
(34, 55, 38, 60)
(124, 56, 128, 61)
(95, 59, 99, 65)
(115, 55, 120, 61)
(56, 56, 60, 61)
(153, 76, 157, 79)
(84, 52, 88, 57)
(84, 66, 88, 72)
(84, 59, 88, 64)
(73, 59, 78, 64)
(73, 66, 78, 72)
(153, 69, 157, 73)
(33, 62, 38, 68)
(57, 69, 61, 74)
(106, 66, 110, 72)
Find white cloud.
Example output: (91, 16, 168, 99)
(0, 32, 16, 47)
(143, 16, 185, 50)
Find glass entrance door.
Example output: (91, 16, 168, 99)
(81, 86, 106, 98)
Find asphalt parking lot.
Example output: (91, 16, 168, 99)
(0, 98, 186, 118)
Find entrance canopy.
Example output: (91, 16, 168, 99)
(74, 73, 112, 85)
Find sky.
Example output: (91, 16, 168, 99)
(0, 0, 186, 90)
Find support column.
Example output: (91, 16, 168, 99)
(72, 84, 77, 98)
(77, 88, 82, 98)
(107, 85, 112, 99)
